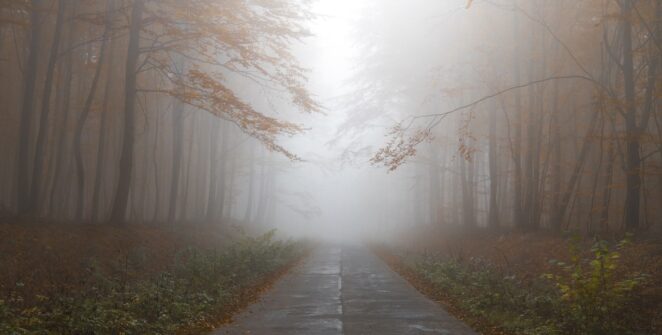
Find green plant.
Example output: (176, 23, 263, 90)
(544, 235, 648, 334)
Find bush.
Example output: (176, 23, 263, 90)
(544, 236, 648, 334)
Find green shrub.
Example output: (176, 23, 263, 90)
(544, 236, 648, 334)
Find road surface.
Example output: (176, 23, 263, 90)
(213, 245, 477, 335)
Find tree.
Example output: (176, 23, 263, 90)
(109, 0, 144, 222)
(16, 0, 43, 215)
(74, 0, 113, 220)
(108, 0, 319, 223)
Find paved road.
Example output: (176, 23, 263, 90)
(213, 245, 477, 335)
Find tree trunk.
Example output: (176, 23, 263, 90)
(29, 0, 67, 214)
(461, 151, 476, 229)
(511, 5, 524, 230)
(243, 143, 256, 223)
(550, 80, 562, 231)
(216, 122, 229, 222)
(600, 139, 615, 232)
(620, 0, 641, 231)
(179, 115, 197, 222)
(429, 144, 441, 225)
(151, 109, 161, 222)
(206, 118, 221, 222)
(556, 107, 600, 226)
(488, 102, 499, 230)
(91, 0, 118, 222)
(74, 5, 112, 221)
(17, 0, 44, 214)
(167, 100, 185, 222)
(225, 142, 237, 220)
(109, 0, 144, 223)
(254, 151, 270, 225)
(522, 13, 544, 231)
(47, 5, 75, 216)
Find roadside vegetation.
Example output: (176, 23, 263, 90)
(0, 222, 306, 334)
(380, 229, 662, 335)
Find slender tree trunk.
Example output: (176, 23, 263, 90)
(621, 0, 641, 231)
(414, 174, 423, 225)
(138, 117, 151, 223)
(522, 13, 544, 231)
(48, 6, 75, 216)
(151, 109, 161, 222)
(216, 122, 229, 222)
(512, 5, 524, 230)
(17, 0, 44, 214)
(588, 117, 607, 233)
(179, 116, 197, 222)
(600, 139, 615, 232)
(633, 1, 661, 231)
(109, 0, 144, 223)
(461, 150, 476, 229)
(243, 143, 256, 223)
(206, 118, 221, 222)
(167, 101, 185, 222)
(91, 0, 117, 222)
(255, 151, 270, 225)
(29, 0, 66, 214)
(556, 107, 600, 225)
(74, 6, 112, 221)
(550, 80, 563, 231)
(438, 149, 447, 225)
(488, 102, 499, 230)
(451, 154, 460, 225)
(225, 143, 237, 220)
(429, 144, 441, 225)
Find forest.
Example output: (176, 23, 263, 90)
(0, 0, 661, 334)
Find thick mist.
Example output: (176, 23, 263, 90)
(269, 0, 470, 241)
(1, 0, 661, 239)
(1, 1, 661, 333)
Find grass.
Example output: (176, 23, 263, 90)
(0, 223, 307, 334)
(379, 232, 661, 335)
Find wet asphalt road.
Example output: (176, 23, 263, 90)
(213, 245, 477, 335)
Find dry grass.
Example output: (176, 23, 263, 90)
(0, 219, 309, 333)
(0, 220, 240, 306)
(384, 225, 662, 333)
(393, 225, 662, 282)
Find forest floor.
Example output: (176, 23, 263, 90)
(377, 226, 662, 335)
(0, 218, 307, 334)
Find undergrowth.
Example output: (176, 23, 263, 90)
(0, 230, 305, 334)
(401, 236, 650, 335)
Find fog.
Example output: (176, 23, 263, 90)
(254, 0, 443, 241)
(3, 2, 662, 332)
(2, 0, 661, 240)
